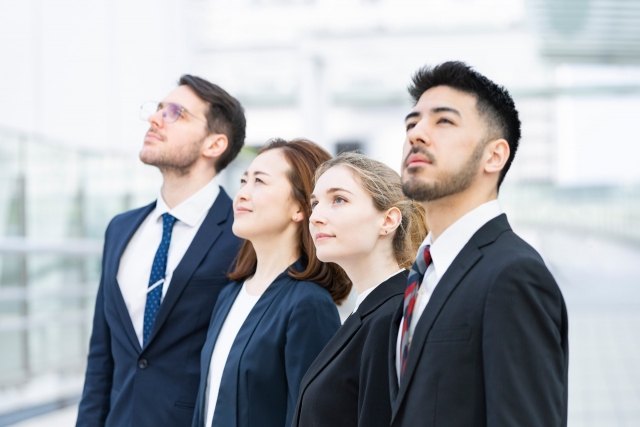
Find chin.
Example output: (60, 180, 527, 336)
(139, 149, 159, 166)
(315, 246, 344, 266)
(231, 222, 252, 240)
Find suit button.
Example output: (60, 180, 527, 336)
(138, 359, 148, 369)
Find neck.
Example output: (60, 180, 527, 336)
(422, 185, 497, 242)
(339, 241, 401, 296)
(160, 166, 216, 209)
(248, 227, 300, 293)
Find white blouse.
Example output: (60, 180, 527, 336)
(204, 283, 260, 427)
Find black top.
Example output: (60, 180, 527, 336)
(388, 214, 569, 427)
(292, 270, 408, 427)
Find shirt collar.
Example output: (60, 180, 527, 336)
(419, 199, 502, 281)
(154, 177, 220, 227)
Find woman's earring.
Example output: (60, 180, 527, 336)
(385, 230, 388, 234)
(293, 215, 298, 221)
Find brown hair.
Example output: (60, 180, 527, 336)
(227, 138, 352, 304)
(315, 152, 428, 269)
(178, 75, 246, 172)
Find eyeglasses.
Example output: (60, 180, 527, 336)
(140, 101, 207, 124)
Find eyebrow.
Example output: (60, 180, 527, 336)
(242, 170, 270, 177)
(310, 187, 354, 201)
(431, 106, 461, 116)
(405, 106, 461, 122)
(327, 187, 353, 194)
(405, 111, 420, 122)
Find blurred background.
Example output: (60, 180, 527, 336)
(0, 0, 639, 425)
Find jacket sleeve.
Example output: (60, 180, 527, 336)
(483, 256, 568, 427)
(284, 291, 340, 427)
(76, 224, 115, 427)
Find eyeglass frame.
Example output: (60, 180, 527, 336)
(140, 101, 208, 125)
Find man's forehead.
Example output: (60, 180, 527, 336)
(412, 85, 477, 113)
(162, 85, 206, 111)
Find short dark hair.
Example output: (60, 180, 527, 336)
(178, 75, 246, 172)
(408, 61, 521, 188)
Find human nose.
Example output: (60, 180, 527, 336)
(407, 120, 431, 147)
(148, 106, 165, 128)
(234, 183, 251, 205)
(309, 203, 327, 227)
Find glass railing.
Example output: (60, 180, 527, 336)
(0, 128, 255, 416)
(500, 183, 640, 244)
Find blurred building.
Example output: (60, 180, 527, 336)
(1, 0, 639, 425)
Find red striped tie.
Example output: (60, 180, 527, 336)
(400, 245, 432, 377)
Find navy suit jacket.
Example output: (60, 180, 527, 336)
(388, 214, 569, 427)
(191, 260, 341, 427)
(76, 188, 242, 427)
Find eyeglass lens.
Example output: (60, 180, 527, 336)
(140, 102, 182, 123)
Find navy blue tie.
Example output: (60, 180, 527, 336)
(143, 213, 177, 346)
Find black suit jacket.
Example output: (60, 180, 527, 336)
(292, 271, 407, 427)
(389, 214, 569, 427)
(76, 188, 242, 427)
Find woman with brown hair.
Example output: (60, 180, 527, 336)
(292, 151, 428, 427)
(191, 139, 350, 427)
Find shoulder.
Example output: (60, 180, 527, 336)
(280, 279, 339, 324)
(363, 294, 403, 329)
(481, 230, 561, 298)
(286, 279, 335, 306)
(109, 202, 154, 225)
(481, 229, 549, 274)
(104, 202, 155, 235)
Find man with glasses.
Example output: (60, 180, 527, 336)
(76, 76, 246, 427)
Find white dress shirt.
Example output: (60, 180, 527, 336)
(117, 178, 220, 347)
(396, 199, 502, 380)
(204, 282, 260, 427)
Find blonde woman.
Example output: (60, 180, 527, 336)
(292, 152, 427, 427)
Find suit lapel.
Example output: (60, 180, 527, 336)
(215, 265, 296, 425)
(145, 190, 232, 347)
(108, 202, 156, 354)
(300, 272, 407, 406)
(201, 283, 242, 382)
(298, 313, 362, 398)
(389, 302, 403, 404)
(391, 215, 511, 422)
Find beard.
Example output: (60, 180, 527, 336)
(140, 134, 203, 177)
(402, 142, 484, 202)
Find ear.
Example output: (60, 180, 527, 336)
(202, 133, 229, 161)
(380, 206, 402, 236)
(483, 138, 510, 176)
(291, 205, 305, 223)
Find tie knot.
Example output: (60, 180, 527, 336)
(162, 213, 177, 228)
(422, 245, 432, 267)
(413, 244, 431, 276)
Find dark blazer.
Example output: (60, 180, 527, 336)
(292, 270, 407, 427)
(389, 214, 569, 427)
(76, 188, 241, 427)
(192, 260, 341, 427)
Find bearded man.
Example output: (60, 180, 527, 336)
(389, 62, 569, 427)
(77, 76, 245, 427)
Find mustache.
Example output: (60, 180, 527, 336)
(146, 126, 164, 141)
(403, 146, 435, 168)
